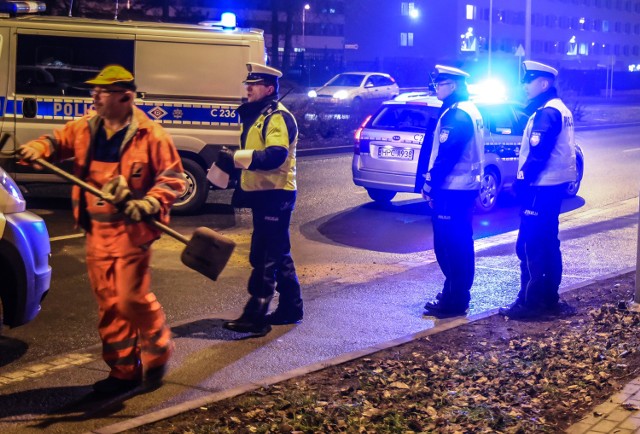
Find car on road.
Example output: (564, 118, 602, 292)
(308, 72, 399, 112)
(352, 93, 584, 212)
(0, 166, 51, 330)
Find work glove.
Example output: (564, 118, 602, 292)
(215, 146, 236, 175)
(101, 175, 131, 205)
(124, 196, 161, 222)
(18, 144, 44, 162)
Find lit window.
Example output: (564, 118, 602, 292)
(400, 32, 414, 46)
(466, 4, 476, 19)
(567, 36, 578, 55)
(460, 27, 477, 51)
(579, 43, 589, 54)
(401, 2, 416, 16)
(602, 20, 610, 31)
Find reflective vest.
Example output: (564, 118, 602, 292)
(429, 101, 484, 190)
(518, 98, 576, 186)
(240, 102, 297, 192)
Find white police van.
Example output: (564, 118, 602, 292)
(0, 2, 265, 214)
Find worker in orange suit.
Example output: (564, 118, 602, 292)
(19, 65, 186, 396)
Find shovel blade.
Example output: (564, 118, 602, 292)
(180, 227, 236, 281)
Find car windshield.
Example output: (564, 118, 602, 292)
(371, 105, 440, 131)
(326, 74, 366, 87)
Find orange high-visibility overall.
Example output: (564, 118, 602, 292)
(84, 160, 172, 381)
(26, 107, 184, 380)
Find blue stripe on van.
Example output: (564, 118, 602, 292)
(2, 97, 240, 125)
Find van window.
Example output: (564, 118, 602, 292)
(16, 35, 134, 96)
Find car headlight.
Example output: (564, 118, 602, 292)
(333, 90, 349, 100)
(308, 90, 317, 98)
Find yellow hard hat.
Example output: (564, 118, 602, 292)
(85, 65, 136, 90)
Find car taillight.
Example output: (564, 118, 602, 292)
(353, 115, 372, 155)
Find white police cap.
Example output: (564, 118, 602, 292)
(522, 60, 558, 83)
(244, 62, 283, 84)
(434, 64, 470, 82)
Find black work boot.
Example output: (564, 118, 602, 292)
(144, 364, 167, 390)
(92, 376, 141, 396)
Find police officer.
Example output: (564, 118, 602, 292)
(422, 65, 484, 318)
(218, 63, 302, 335)
(499, 60, 577, 319)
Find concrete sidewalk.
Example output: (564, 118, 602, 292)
(89, 196, 640, 433)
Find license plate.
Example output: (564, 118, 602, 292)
(377, 147, 414, 160)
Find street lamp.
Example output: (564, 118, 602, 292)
(302, 3, 310, 49)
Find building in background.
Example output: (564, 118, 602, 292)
(72, 0, 640, 92)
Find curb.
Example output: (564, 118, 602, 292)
(91, 266, 637, 434)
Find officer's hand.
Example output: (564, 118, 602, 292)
(101, 175, 131, 205)
(124, 196, 161, 222)
(216, 147, 236, 175)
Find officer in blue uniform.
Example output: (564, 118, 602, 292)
(499, 60, 577, 319)
(422, 65, 484, 318)
(218, 63, 303, 335)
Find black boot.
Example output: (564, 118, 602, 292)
(266, 308, 303, 325)
(223, 317, 271, 335)
(224, 296, 272, 335)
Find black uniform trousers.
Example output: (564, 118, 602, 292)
(431, 189, 478, 310)
(242, 190, 302, 321)
(515, 184, 567, 308)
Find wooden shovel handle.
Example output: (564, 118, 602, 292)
(34, 158, 190, 245)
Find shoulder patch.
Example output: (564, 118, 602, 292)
(529, 132, 541, 146)
(439, 129, 450, 143)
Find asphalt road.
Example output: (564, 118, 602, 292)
(0, 125, 639, 432)
(1, 126, 637, 366)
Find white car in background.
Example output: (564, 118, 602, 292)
(308, 72, 399, 112)
(0, 166, 51, 329)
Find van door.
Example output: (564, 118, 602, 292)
(0, 26, 13, 173)
(11, 30, 134, 183)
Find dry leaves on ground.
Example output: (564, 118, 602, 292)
(132, 273, 640, 434)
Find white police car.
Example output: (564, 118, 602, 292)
(352, 94, 584, 212)
(0, 166, 51, 329)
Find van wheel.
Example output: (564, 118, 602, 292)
(476, 168, 499, 213)
(366, 188, 396, 203)
(173, 159, 208, 215)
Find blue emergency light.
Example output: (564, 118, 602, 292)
(199, 12, 237, 30)
(0, 1, 46, 15)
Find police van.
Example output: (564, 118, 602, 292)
(0, 2, 265, 213)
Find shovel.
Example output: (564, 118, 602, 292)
(34, 158, 235, 281)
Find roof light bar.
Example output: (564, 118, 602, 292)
(0, 1, 46, 15)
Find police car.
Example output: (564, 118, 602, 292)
(0, 164, 51, 330)
(351, 93, 584, 212)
